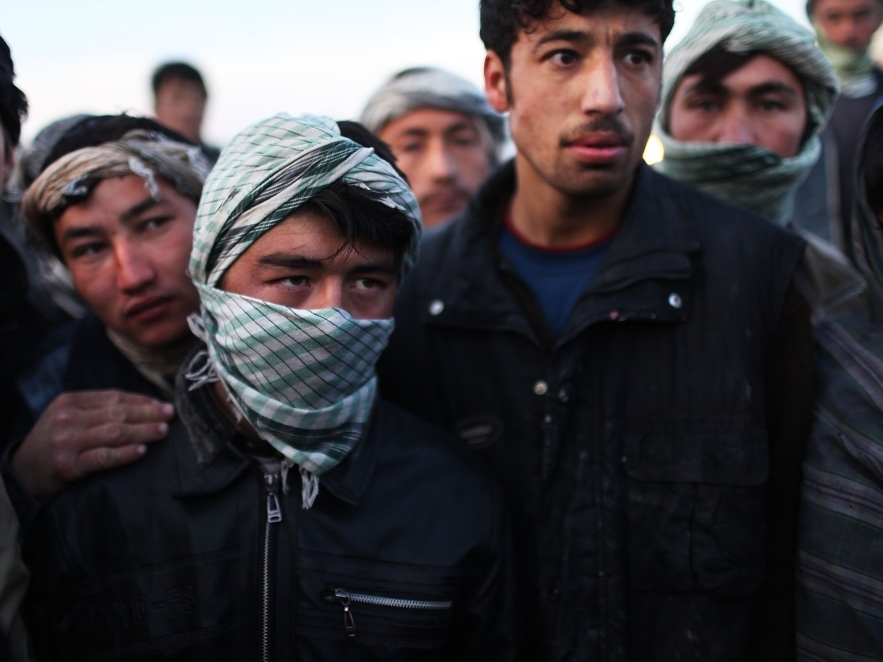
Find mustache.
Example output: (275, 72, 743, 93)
(560, 116, 635, 146)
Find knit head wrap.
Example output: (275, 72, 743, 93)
(656, 0, 839, 224)
(22, 130, 211, 256)
(188, 113, 422, 508)
(360, 67, 507, 165)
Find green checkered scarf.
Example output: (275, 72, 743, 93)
(188, 113, 421, 508)
(655, 0, 839, 224)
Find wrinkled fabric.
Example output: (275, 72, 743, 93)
(190, 113, 421, 286)
(188, 291, 393, 478)
(21, 130, 210, 253)
(797, 104, 883, 661)
(360, 67, 507, 162)
(655, 0, 839, 224)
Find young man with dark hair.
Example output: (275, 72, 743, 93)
(379, 0, 813, 659)
(21, 113, 518, 662)
(151, 61, 220, 162)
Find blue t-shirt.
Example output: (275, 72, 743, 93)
(499, 221, 614, 337)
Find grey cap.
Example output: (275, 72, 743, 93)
(360, 67, 507, 163)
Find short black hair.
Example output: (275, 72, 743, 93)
(298, 121, 414, 275)
(861, 106, 883, 218)
(152, 62, 207, 97)
(42, 114, 195, 174)
(480, 0, 675, 68)
(0, 33, 28, 151)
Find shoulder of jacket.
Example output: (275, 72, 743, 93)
(374, 399, 497, 490)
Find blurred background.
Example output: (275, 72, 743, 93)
(3, 0, 880, 147)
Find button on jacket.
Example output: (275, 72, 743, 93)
(379, 162, 814, 661)
(21, 358, 519, 662)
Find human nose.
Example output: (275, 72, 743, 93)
(310, 278, 345, 310)
(115, 241, 157, 292)
(426, 138, 457, 181)
(717, 106, 756, 146)
(580, 55, 625, 116)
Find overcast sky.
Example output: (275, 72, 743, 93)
(4, 0, 811, 146)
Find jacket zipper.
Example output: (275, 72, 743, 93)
(262, 472, 282, 662)
(327, 588, 452, 638)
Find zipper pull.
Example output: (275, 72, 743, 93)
(335, 589, 356, 637)
(265, 473, 282, 524)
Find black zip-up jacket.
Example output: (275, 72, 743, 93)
(20, 352, 519, 661)
(378, 162, 814, 661)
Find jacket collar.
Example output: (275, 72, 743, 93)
(428, 160, 702, 342)
(170, 353, 381, 507)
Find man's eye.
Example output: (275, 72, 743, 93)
(399, 142, 423, 154)
(690, 99, 719, 113)
(549, 50, 579, 67)
(353, 278, 384, 291)
(71, 242, 106, 258)
(624, 50, 652, 67)
(451, 135, 479, 148)
(280, 275, 309, 287)
(142, 216, 172, 231)
(758, 99, 785, 112)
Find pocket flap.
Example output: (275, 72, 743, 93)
(622, 420, 769, 485)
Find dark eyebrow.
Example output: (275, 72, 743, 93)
(534, 29, 592, 50)
(120, 196, 163, 223)
(747, 82, 799, 98)
(616, 31, 660, 51)
(61, 226, 103, 243)
(350, 263, 398, 276)
(256, 253, 397, 275)
(256, 254, 325, 270)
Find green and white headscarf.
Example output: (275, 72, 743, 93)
(188, 113, 422, 508)
(655, 0, 839, 224)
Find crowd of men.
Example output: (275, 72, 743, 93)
(1, 0, 882, 660)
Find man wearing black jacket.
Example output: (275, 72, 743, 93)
(378, 1, 813, 660)
(20, 113, 518, 662)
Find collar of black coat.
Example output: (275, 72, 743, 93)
(419, 160, 702, 346)
(169, 346, 381, 506)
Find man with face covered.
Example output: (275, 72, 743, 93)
(20, 113, 518, 662)
(803, 0, 883, 249)
(656, 0, 865, 310)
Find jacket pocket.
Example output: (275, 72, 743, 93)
(622, 421, 769, 597)
(296, 551, 459, 652)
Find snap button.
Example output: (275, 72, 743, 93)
(668, 293, 682, 309)
(428, 300, 445, 316)
(534, 380, 548, 396)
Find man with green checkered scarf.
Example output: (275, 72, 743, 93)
(20, 113, 520, 662)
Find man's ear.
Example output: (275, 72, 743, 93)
(484, 51, 511, 113)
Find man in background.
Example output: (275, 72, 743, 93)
(152, 61, 220, 162)
(361, 67, 506, 228)
(795, 0, 883, 250)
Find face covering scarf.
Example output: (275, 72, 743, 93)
(188, 113, 421, 508)
(655, 0, 839, 224)
(813, 18, 878, 98)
